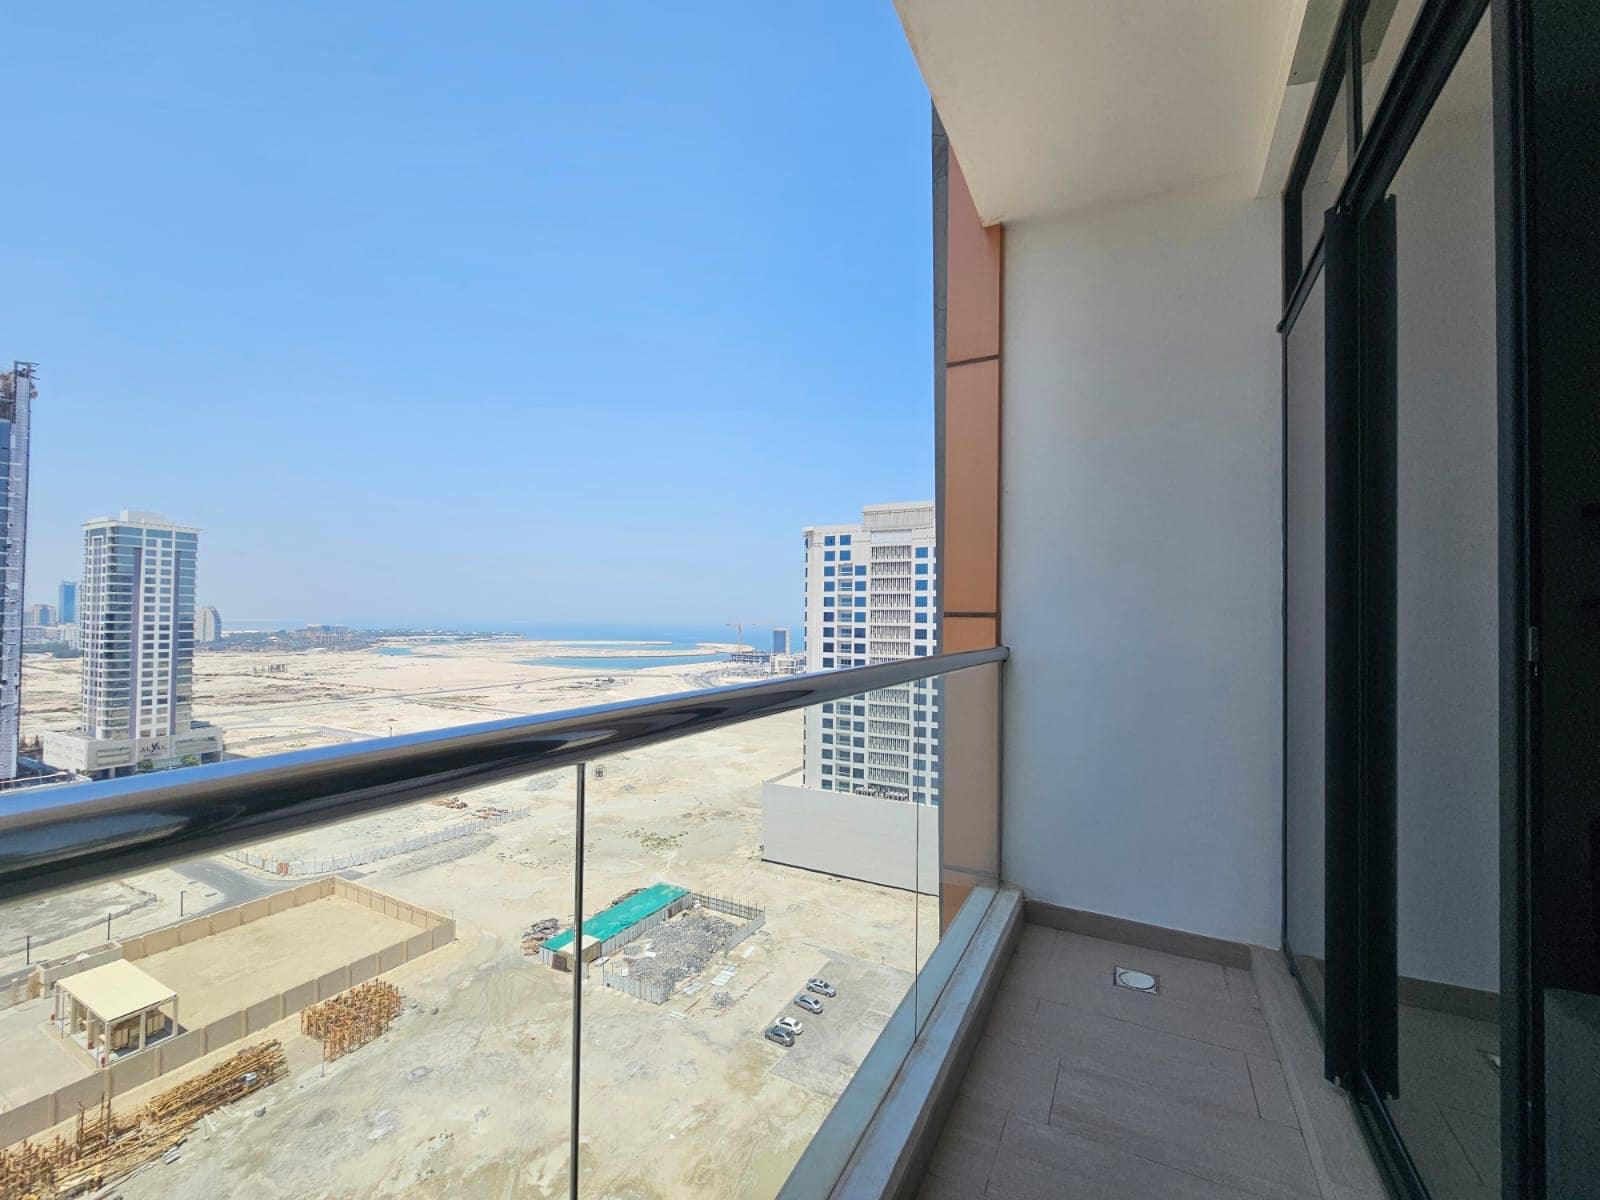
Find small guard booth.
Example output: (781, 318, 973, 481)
(54, 959, 178, 1065)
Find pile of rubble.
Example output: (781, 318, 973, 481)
(521, 916, 563, 956)
(622, 909, 738, 993)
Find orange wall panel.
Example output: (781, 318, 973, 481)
(946, 154, 1003, 365)
(943, 359, 1000, 615)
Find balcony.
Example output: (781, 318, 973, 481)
(1, 651, 1009, 1200)
(0, 641, 1400, 1200)
(2, 0, 1588, 1194)
(915, 922, 1388, 1200)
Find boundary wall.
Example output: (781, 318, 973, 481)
(1, 881, 453, 1149)
(227, 806, 529, 876)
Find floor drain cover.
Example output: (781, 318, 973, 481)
(1113, 967, 1159, 994)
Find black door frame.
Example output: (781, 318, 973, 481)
(1281, 1, 1537, 1197)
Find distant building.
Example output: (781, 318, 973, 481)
(22, 623, 77, 650)
(800, 502, 939, 804)
(43, 511, 223, 779)
(302, 623, 352, 647)
(25, 602, 54, 627)
(772, 627, 790, 655)
(0, 365, 32, 781)
(195, 605, 221, 644)
(57, 580, 77, 625)
(761, 502, 941, 891)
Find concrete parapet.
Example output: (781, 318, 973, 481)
(202, 1011, 245, 1051)
(282, 979, 317, 1015)
(0, 1095, 54, 1150)
(108, 1049, 158, 1094)
(378, 941, 406, 973)
(317, 966, 350, 1000)
(157, 1029, 205, 1074)
(245, 995, 282, 1035)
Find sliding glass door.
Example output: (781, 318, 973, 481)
(1380, 15, 1501, 1195)
(1284, 2, 1600, 1196)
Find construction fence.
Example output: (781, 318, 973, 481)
(0, 880, 453, 1152)
(538, 887, 695, 969)
(599, 969, 671, 1005)
(225, 805, 531, 877)
(598, 895, 766, 1006)
(692, 894, 766, 955)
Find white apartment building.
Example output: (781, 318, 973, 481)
(0, 364, 34, 781)
(44, 511, 223, 778)
(801, 501, 938, 804)
(762, 502, 941, 891)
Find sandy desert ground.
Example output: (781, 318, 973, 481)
(4, 641, 938, 1199)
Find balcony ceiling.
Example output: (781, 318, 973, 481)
(895, 0, 1309, 223)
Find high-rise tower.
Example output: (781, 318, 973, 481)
(0, 363, 34, 779)
(44, 511, 224, 778)
(800, 502, 939, 805)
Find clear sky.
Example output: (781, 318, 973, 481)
(3, 3, 934, 631)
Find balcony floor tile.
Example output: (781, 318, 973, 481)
(914, 923, 1383, 1200)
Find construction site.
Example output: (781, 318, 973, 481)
(3, 638, 934, 1199)
(0, 879, 452, 1154)
(532, 883, 766, 1006)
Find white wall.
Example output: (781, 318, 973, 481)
(760, 782, 938, 894)
(1000, 171, 1284, 946)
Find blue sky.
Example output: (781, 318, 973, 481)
(3, 3, 934, 631)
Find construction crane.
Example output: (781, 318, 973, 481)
(725, 620, 746, 650)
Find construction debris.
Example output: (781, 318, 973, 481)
(300, 980, 402, 1062)
(610, 886, 647, 907)
(622, 910, 738, 993)
(520, 917, 563, 955)
(430, 797, 468, 810)
(0, 1041, 287, 1200)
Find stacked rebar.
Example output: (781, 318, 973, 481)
(300, 980, 402, 1062)
(0, 1040, 286, 1200)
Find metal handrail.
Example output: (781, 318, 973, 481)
(0, 646, 1007, 905)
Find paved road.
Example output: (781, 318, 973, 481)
(175, 856, 297, 914)
(0, 857, 298, 993)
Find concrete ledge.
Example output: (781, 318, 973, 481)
(777, 884, 1023, 1200)
(1022, 897, 1253, 970)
